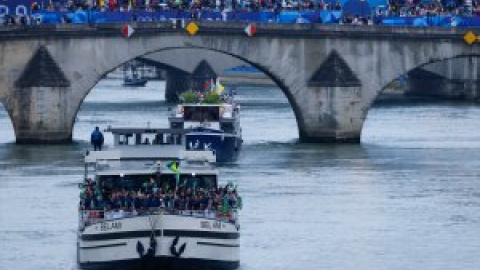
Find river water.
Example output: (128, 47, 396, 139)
(0, 79, 479, 270)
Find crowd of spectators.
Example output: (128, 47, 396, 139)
(79, 177, 241, 223)
(25, 0, 477, 16)
(1, 0, 478, 26)
(379, 0, 476, 17)
(33, 0, 343, 13)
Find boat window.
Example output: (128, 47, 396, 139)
(118, 134, 133, 145)
(177, 174, 217, 190)
(98, 173, 217, 194)
(141, 134, 155, 145)
(220, 122, 234, 133)
(184, 106, 220, 122)
(153, 134, 164, 145)
(99, 175, 145, 194)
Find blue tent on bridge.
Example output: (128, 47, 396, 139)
(342, 0, 373, 17)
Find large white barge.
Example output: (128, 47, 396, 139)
(78, 149, 240, 270)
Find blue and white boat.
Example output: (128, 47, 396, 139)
(169, 101, 242, 163)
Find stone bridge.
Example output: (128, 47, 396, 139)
(0, 22, 477, 143)
(407, 56, 480, 100)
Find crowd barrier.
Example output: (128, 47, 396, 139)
(29, 10, 480, 27)
(0, 9, 477, 27)
(29, 10, 345, 24)
(376, 15, 480, 27)
(3, 0, 480, 27)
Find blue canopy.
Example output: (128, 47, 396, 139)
(342, 0, 372, 17)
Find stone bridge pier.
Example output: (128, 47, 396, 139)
(1, 46, 77, 143)
(0, 23, 476, 143)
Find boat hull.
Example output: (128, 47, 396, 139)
(78, 214, 240, 270)
(79, 256, 239, 270)
(185, 133, 242, 162)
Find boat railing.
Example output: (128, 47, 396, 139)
(79, 208, 238, 227)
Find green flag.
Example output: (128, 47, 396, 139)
(221, 196, 230, 214)
(166, 160, 180, 186)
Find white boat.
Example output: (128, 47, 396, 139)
(169, 98, 243, 162)
(77, 149, 240, 270)
(103, 98, 242, 163)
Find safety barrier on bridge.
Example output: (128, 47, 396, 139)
(23, 10, 480, 28)
(30, 10, 342, 24)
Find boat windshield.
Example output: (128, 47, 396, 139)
(184, 106, 220, 122)
(98, 173, 217, 193)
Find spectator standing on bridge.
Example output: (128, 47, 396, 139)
(91, 126, 104, 151)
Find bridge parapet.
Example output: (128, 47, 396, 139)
(0, 21, 471, 40)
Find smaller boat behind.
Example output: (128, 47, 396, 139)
(103, 83, 242, 163)
(123, 73, 148, 87)
(123, 76, 148, 87)
(123, 61, 148, 87)
(169, 91, 242, 163)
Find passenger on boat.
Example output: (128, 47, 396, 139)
(145, 177, 158, 194)
(80, 178, 242, 224)
(90, 127, 104, 151)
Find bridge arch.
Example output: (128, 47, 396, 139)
(361, 54, 480, 139)
(69, 46, 304, 145)
(368, 53, 480, 107)
(2, 23, 480, 143)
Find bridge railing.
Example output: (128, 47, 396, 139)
(14, 10, 480, 28)
(2, 8, 480, 28)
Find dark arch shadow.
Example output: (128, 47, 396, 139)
(71, 46, 303, 140)
(376, 54, 480, 103)
(362, 54, 480, 139)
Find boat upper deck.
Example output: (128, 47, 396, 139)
(170, 103, 239, 123)
(105, 126, 193, 146)
(85, 146, 215, 164)
(93, 159, 218, 176)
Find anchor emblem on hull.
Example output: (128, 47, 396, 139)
(136, 236, 157, 259)
(170, 236, 187, 257)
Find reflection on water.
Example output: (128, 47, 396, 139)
(0, 79, 480, 270)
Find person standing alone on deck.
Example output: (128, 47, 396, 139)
(91, 126, 104, 151)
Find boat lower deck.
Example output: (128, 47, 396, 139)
(78, 214, 240, 270)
